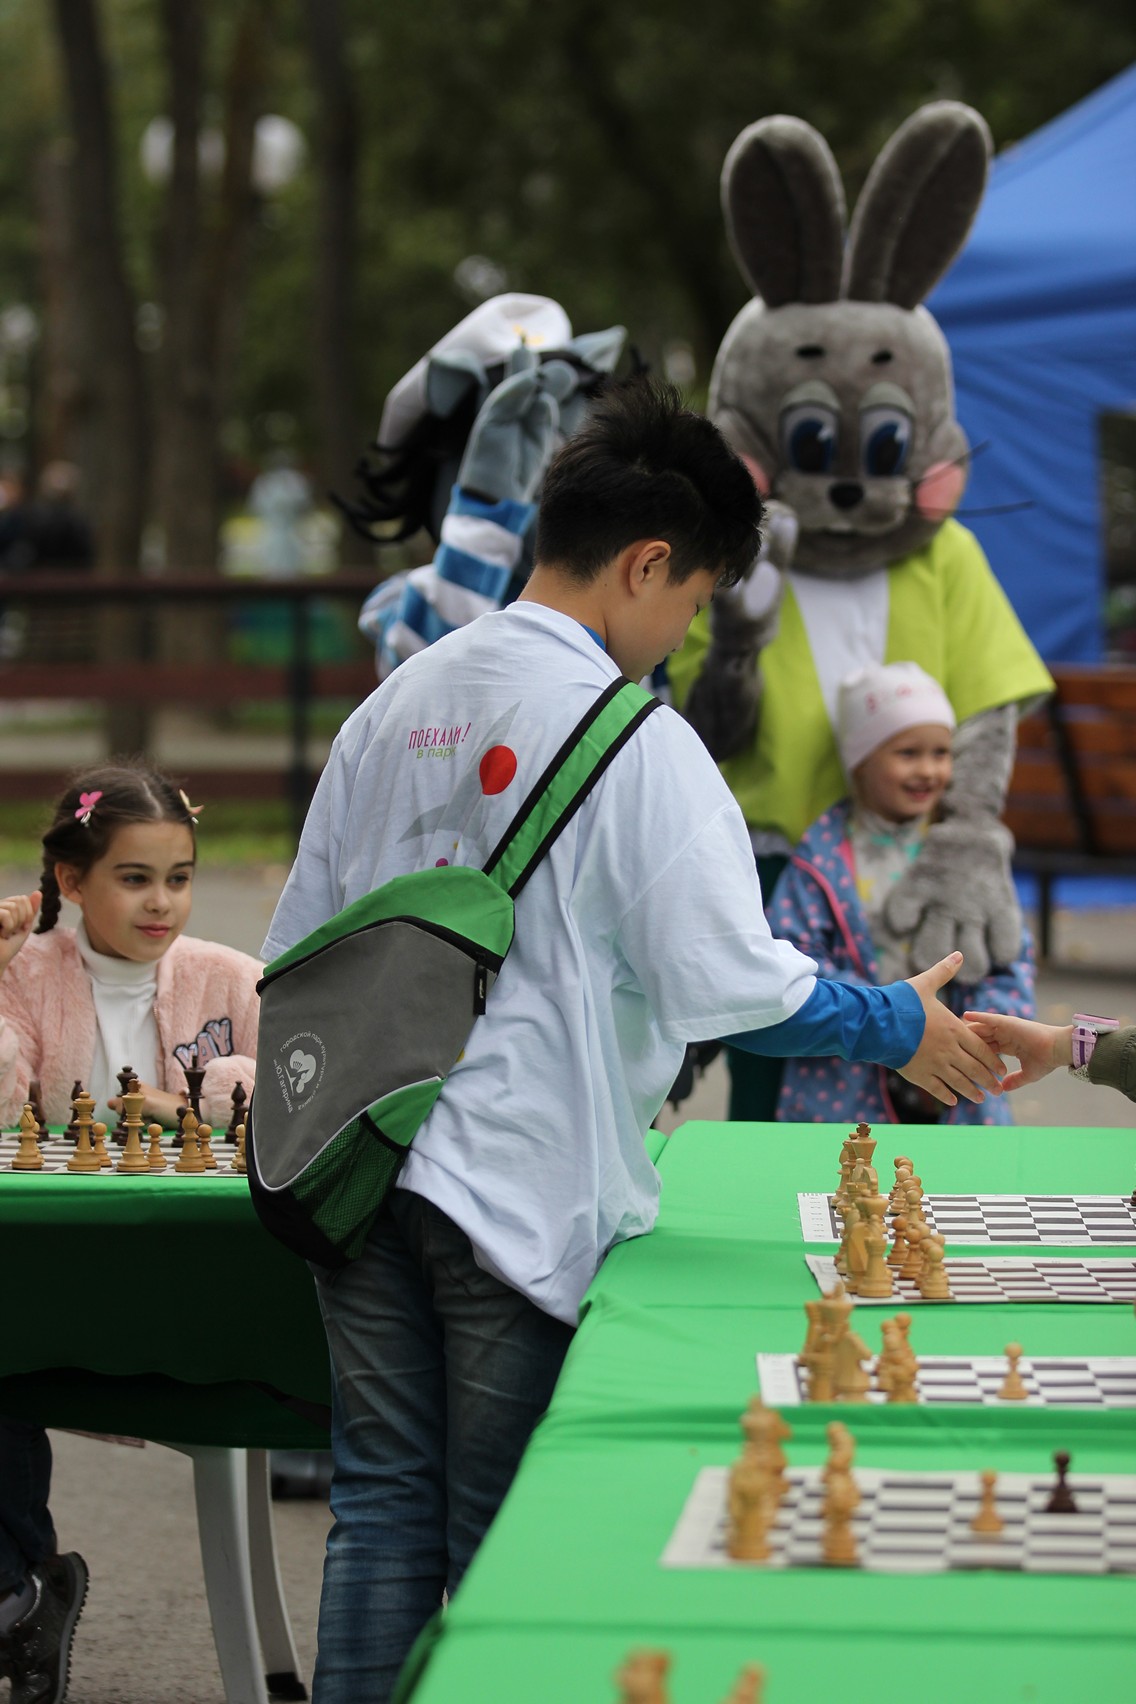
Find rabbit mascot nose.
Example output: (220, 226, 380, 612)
(669, 102, 1053, 1120)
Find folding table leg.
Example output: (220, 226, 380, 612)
(180, 1444, 269, 1704)
(246, 1449, 307, 1700)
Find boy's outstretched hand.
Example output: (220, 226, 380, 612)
(0, 891, 41, 975)
(962, 1012, 1073, 1091)
(897, 952, 1006, 1106)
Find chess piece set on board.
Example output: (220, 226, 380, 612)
(614, 1649, 765, 1704)
(720, 1396, 1091, 1571)
(723, 1398, 867, 1568)
(834, 1124, 951, 1301)
(3, 1067, 248, 1176)
(798, 1283, 1033, 1405)
(800, 1285, 916, 1402)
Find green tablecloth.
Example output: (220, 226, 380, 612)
(415, 1121, 1136, 1704)
(409, 1623, 1131, 1704)
(0, 1163, 330, 1446)
(588, 1120, 1136, 1307)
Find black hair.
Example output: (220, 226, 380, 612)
(36, 760, 198, 934)
(534, 377, 763, 588)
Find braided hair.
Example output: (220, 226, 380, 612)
(36, 761, 197, 934)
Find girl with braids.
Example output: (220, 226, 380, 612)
(0, 762, 260, 1131)
(0, 765, 263, 1702)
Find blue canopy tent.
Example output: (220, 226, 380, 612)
(931, 65, 1136, 663)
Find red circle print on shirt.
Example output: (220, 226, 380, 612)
(479, 745, 517, 795)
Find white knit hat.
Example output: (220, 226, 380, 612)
(836, 662, 956, 775)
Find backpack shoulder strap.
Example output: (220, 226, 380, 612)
(482, 677, 659, 900)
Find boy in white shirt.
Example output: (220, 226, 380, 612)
(264, 378, 1003, 1703)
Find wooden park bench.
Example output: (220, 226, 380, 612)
(0, 571, 381, 840)
(1005, 664, 1136, 960)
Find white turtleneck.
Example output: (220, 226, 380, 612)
(75, 919, 160, 1126)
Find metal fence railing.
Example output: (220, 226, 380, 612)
(0, 571, 381, 841)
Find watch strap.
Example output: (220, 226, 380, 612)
(1069, 1013, 1119, 1080)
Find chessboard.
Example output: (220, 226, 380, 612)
(805, 1252, 1136, 1305)
(0, 1131, 247, 1177)
(756, 1352, 1136, 1409)
(661, 1464, 1136, 1575)
(798, 1191, 1136, 1246)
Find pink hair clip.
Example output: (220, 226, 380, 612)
(75, 790, 102, 826)
(179, 789, 204, 823)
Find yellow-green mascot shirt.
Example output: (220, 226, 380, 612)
(668, 520, 1054, 847)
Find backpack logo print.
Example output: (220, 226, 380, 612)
(287, 1050, 318, 1095)
(274, 1030, 327, 1113)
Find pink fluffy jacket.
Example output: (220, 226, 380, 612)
(0, 927, 260, 1128)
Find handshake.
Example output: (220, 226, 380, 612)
(899, 955, 1132, 1108)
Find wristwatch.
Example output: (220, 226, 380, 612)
(1069, 1014, 1119, 1080)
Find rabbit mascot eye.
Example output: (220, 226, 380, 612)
(670, 102, 1053, 1116)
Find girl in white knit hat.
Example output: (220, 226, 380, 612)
(768, 661, 1035, 1124)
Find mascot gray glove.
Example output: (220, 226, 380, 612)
(883, 703, 1023, 983)
(883, 815, 1022, 984)
(457, 354, 579, 506)
(683, 500, 797, 761)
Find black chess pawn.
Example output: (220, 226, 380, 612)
(182, 1051, 205, 1124)
(66, 1080, 85, 1142)
(226, 1081, 248, 1142)
(173, 1104, 188, 1150)
(27, 1079, 49, 1138)
(1045, 1449, 1078, 1514)
(112, 1065, 135, 1145)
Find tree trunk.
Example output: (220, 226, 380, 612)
(559, 6, 732, 372)
(205, 1, 270, 428)
(33, 142, 87, 473)
(302, 0, 371, 568)
(51, 0, 150, 753)
(152, 0, 217, 579)
(152, 0, 268, 678)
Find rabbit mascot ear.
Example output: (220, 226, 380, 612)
(671, 103, 1053, 1122)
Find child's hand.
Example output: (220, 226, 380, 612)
(0, 892, 41, 975)
(963, 1012, 1072, 1091)
(898, 952, 1006, 1106)
(107, 1084, 187, 1130)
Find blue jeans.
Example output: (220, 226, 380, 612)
(0, 1419, 56, 1594)
(311, 1190, 574, 1704)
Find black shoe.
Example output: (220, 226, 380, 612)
(7, 1553, 89, 1704)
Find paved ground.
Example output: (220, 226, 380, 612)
(46, 1435, 329, 1704)
(0, 865, 1131, 1702)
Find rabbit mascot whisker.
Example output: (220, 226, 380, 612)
(668, 102, 1053, 1117)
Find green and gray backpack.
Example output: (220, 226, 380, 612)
(247, 676, 658, 1267)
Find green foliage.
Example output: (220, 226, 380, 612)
(2, 0, 1134, 489)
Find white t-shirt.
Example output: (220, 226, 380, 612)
(264, 604, 816, 1321)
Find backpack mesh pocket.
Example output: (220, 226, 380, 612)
(290, 1117, 407, 1260)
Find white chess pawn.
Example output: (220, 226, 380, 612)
(998, 1342, 1029, 1401)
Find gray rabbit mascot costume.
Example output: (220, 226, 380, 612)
(668, 102, 1052, 1118)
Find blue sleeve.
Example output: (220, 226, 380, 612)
(725, 978, 924, 1068)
